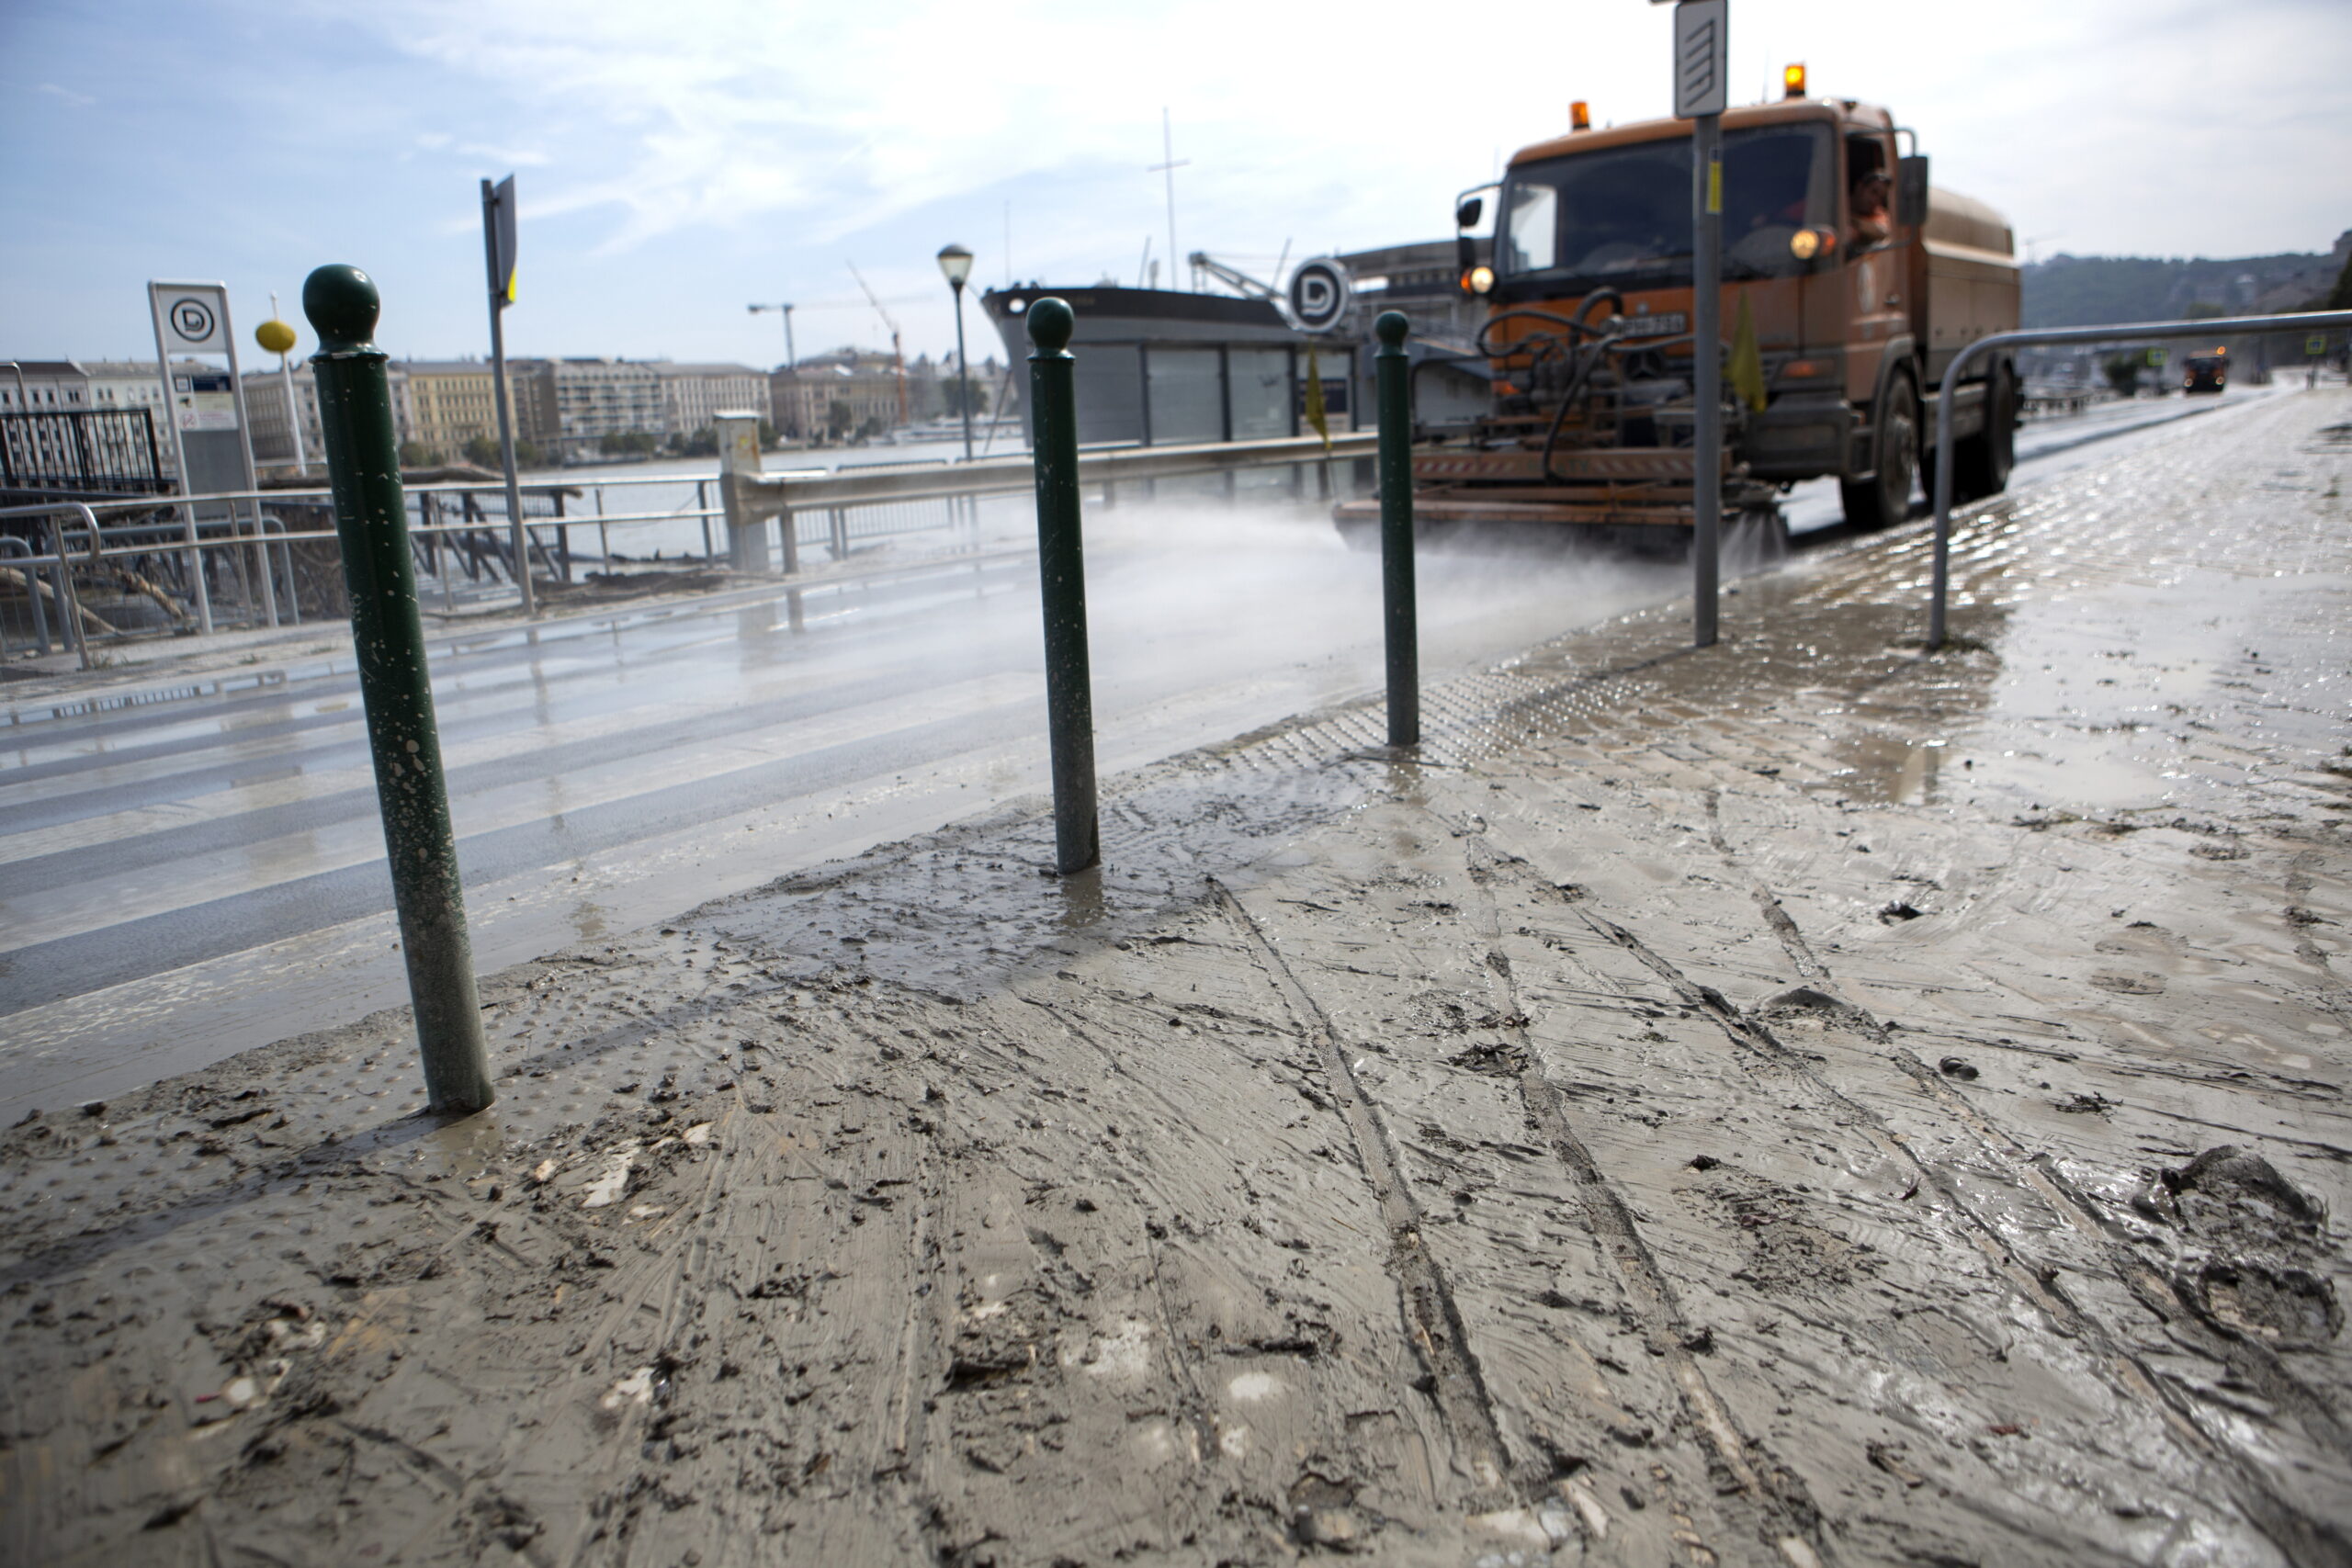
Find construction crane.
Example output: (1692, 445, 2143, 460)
(846, 262, 910, 428)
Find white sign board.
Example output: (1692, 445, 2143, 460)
(1288, 259, 1352, 333)
(174, 371, 241, 432)
(153, 283, 232, 355)
(148, 279, 257, 502)
(1673, 0, 1728, 118)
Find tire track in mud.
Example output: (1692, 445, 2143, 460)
(1209, 880, 1518, 1509)
(1644, 807, 2352, 1567)
(1702, 787, 1829, 983)
(1454, 840, 1833, 1568)
(2290, 848, 2352, 1012)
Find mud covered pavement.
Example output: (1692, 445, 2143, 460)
(5, 391, 2350, 1565)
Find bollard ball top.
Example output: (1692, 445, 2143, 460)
(1027, 296, 1075, 355)
(1374, 310, 1410, 349)
(303, 265, 380, 353)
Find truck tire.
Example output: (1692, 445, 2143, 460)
(1951, 360, 2017, 502)
(1839, 373, 1918, 531)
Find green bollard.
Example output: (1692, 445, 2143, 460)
(305, 265, 495, 1114)
(1374, 310, 1419, 748)
(1024, 299, 1101, 874)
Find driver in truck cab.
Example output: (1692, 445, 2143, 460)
(1849, 162, 1892, 249)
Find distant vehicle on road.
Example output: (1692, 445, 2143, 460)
(2183, 353, 2228, 394)
(1340, 68, 2022, 548)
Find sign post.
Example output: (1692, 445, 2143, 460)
(1673, 0, 1728, 648)
(150, 280, 263, 636)
(481, 175, 534, 617)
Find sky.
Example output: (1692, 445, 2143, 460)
(4, 0, 2347, 369)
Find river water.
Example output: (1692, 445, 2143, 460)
(515, 434, 1027, 563)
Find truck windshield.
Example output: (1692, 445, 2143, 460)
(1500, 124, 1834, 288)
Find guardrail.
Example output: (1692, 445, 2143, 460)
(0, 433, 1374, 661)
(724, 431, 1374, 571)
(1928, 308, 2352, 650)
(0, 501, 102, 669)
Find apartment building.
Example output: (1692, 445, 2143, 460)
(769, 349, 907, 439)
(401, 360, 523, 462)
(658, 363, 770, 438)
(523, 358, 665, 457)
(241, 363, 415, 469)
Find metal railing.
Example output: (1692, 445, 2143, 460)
(1928, 308, 2352, 649)
(0, 408, 169, 500)
(0, 502, 102, 669)
(725, 431, 1374, 571)
(1, 434, 1374, 661)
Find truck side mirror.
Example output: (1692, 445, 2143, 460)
(1896, 156, 1929, 229)
(1455, 197, 1484, 231)
(1457, 234, 1478, 276)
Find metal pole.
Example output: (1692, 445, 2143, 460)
(1024, 298, 1101, 874)
(1690, 108, 1724, 649)
(280, 355, 308, 476)
(304, 263, 494, 1114)
(953, 279, 976, 463)
(1374, 310, 1419, 747)
(48, 513, 92, 671)
(482, 178, 535, 618)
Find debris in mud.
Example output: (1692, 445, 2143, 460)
(1938, 1056, 1980, 1081)
(2193, 1261, 2344, 1348)
(1289, 1472, 1367, 1551)
(1878, 900, 1927, 923)
(1447, 1040, 1531, 1077)
(2163, 1146, 2329, 1240)
(2054, 1092, 2115, 1114)
(1866, 1440, 1927, 1488)
(2087, 971, 2165, 995)
(1759, 985, 1845, 1012)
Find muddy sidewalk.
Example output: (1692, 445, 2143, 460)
(4, 391, 2349, 1565)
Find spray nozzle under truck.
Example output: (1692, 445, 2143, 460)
(1334, 85, 2020, 547)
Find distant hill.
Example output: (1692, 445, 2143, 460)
(2020, 232, 2350, 327)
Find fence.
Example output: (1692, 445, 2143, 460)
(0, 408, 169, 501)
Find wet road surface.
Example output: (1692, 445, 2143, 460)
(0, 383, 2288, 1117)
(3, 385, 2343, 1567)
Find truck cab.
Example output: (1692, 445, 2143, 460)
(1363, 86, 2021, 541)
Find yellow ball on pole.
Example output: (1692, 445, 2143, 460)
(255, 318, 298, 356)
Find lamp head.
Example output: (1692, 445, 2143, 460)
(937, 244, 975, 289)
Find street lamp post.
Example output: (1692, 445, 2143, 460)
(936, 244, 976, 463)
(749, 301, 797, 437)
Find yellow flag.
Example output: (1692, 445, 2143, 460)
(1728, 292, 1767, 414)
(1304, 347, 1331, 452)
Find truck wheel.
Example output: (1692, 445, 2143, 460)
(1952, 361, 2017, 502)
(1838, 374, 1917, 531)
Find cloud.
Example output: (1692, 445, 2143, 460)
(37, 82, 94, 107)
(308, 0, 2350, 274)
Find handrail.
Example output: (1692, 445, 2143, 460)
(0, 500, 101, 670)
(1928, 309, 2352, 649)
(733, 431, 1374, 513)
